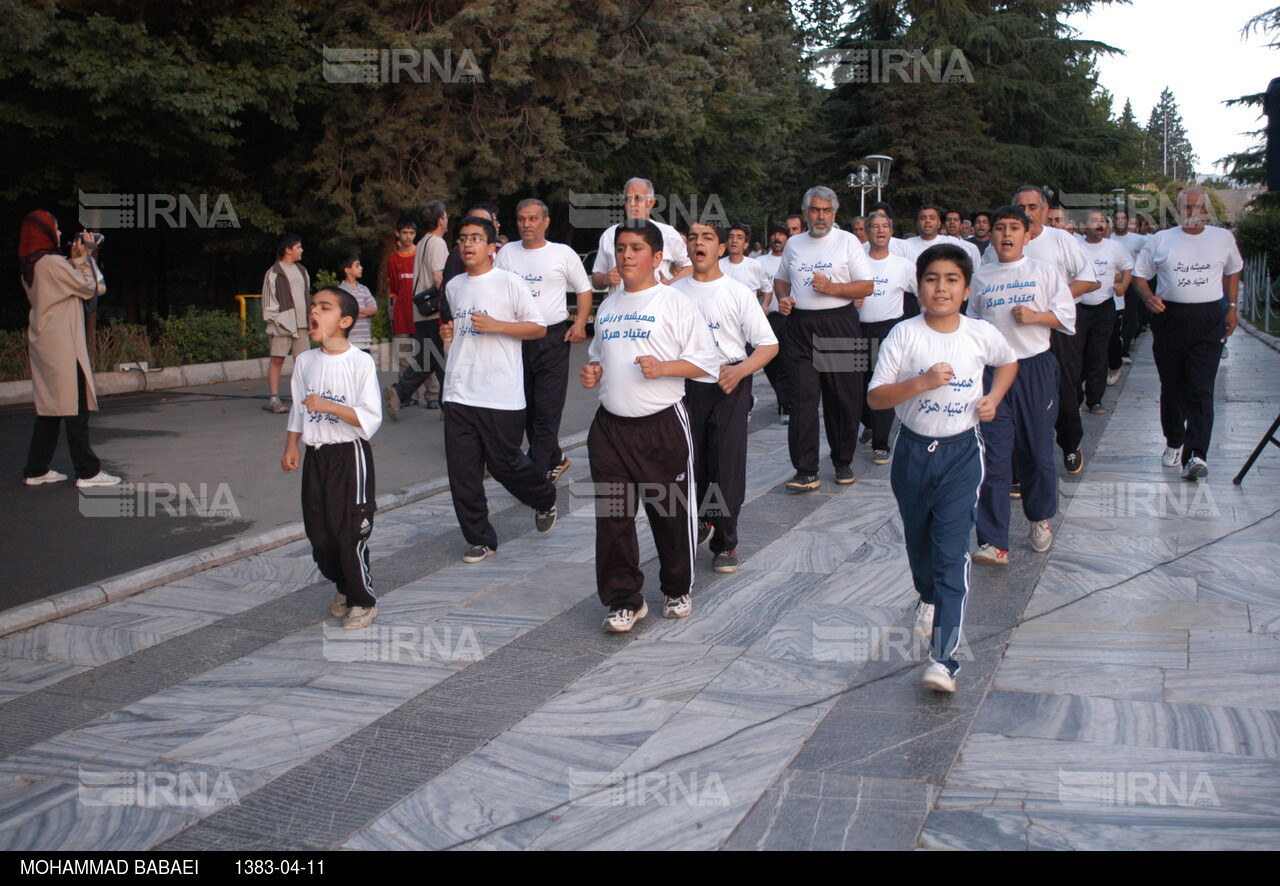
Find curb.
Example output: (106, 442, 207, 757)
(1240, 318, 1280, 355)
(0, 427, 592, 638)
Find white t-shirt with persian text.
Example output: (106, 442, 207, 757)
(593, 221, 691, 297)
(967, 257, 1077, 360)
(443, 268, 546, 410)
(1134, 226, 1244, 304)
(672, 274, 778, 381)
(495, 241, 591, 325)
(719, 256, 770, 297)
(287, 346, 383, 445)
(983, 225, 1098, 292)
(587, 283, 721, 417)
(757, 253, 784, 312)
(869, 315, 1016, 438)
(903, 234, 982, 270)
(1078, 238, 1134, 308)
(773, 229, 872, 312)
(862, 254, 916, 324)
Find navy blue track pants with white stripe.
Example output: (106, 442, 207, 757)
(891, 425, 984, 675)
(976, 350, 1059, 550)
(303, 439, 377, 609)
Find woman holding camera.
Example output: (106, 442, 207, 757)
(19, 209, 119, 487)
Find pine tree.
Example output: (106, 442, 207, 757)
(1217, 6, 1279, 207)
(1145, 88, 1197, 182)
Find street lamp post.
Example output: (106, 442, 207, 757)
(847, 154, 893, 217)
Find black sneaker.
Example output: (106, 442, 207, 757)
(834, 464, 856, 485)
(1010, 482, 1022, 499)
(859, 428, 873, 445)
(535, 505, 557, 534)
(1064, 449, 1084, 474)
(786, 471, 821, 492)
(696, 522, 714, 547)
(547, 457, 571, 484)
(463, 544, 494, 563)
(712, 550, 739, 573)
(426, 399, 441, 410)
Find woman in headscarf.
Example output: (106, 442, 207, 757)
(20, 210, 119, 487)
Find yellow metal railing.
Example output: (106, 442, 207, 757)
(235, 294, 262, 358)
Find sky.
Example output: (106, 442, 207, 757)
(1066, 0, 1276, 179)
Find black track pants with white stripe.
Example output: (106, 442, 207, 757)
(302, 439, 377, 609)
(588, 403, 696, 611)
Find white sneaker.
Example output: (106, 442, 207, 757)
(1161, 447, 1181, 468)
(24, 470, 67, 486)
(603, 601, 648, 633)
(662, 594, 692, 619)
(913, 602, 935, 640)
(921, 661, 956, 693)
(972, 544, 1008, 566)
(343, 605, 377, 630)
(330, 593, 349, 619)
(1182, 457, 1208, 481)
(76, 471, 121, 488)
(1029, 519, 1054, 553)
(1106, 368, 1121, 387)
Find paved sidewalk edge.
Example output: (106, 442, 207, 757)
(1241, 317, 1280, 354)
(0, 428, 591, 638)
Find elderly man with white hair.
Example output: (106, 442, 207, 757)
(591, 177, 692, 296)
(772, 186, 874, 490)
(1131, 188, 1242, 481)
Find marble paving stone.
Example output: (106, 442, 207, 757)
(161, 574, 316, 599)
(972, 691, 1280, 757)
(1251, 606, 1280, 636)
(182, 653, 332, 694)
(165, 714, 353, 775)
(921, 786, 1280, 851)
(109, 584, 269, 617)
(794, 494, 902, 535)
(744, 604, 901, 667)
(0, 623, 171, 668)
(1005, 623, 1187, 668)
(1163, 670, 1280, 712)
(363, 589, 468, 627)
(1030, 568, 1198, 603)
(681, 655, 854, 725)
(525, 715, 815, 851)
(422, 559, 548, 596)
(250, 678, 444, 727)
(570, 641, 741, 703)
(80, 760, 273, 819)
(1195, 563, 1280, 607)
(1047, 536, 1181, 578)
(507, 692, 685, 747)
(74, 700, 255, 754)
(456, 562, 596, 618)
(724, 773, 938, 851)
(434, 610, 545, 657)
(58, 608, 219, 636)
(945, 733, 1280, 819)
(1188, 629, 1280, 673)
(646, 570, 826, 649)
(0, 657, 89, 700)
(1021, 596, 1251, 632)
(345, 732, 635, 851)
(991, 660, 1167, 702)
(0, 729, 145, 781)
(0, 796, 195, 851)
(500, 519, 597, 564)
(804, 554, 918, 608)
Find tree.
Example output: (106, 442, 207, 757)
(1217, 6, 1279, 208)
(1145, 88, 1196, 182)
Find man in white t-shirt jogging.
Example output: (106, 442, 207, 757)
(675, 222, 778, 574)
(719, 222, 771, 306)
(860, 210, 916, 464)
(1131, 188, 1243, 480)
(591, 178, 692, 297)
(439, 216, 559, 564)
(581, 220, 721, 632)
(904, 205, 982, 269)
(758, 223, 792, 422)
(495, 199, 592, 484)
(1077, 209, 1133, 408)
(773, 186, 874, 490)
(1111, 208, 1148, 362)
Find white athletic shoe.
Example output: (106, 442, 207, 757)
(921, 661, 957, 693)
(603, 601, 648, 633)
(343, 605, 377, 630)
(76, 471, 121, 488)
(24, 470, 67, 486)
(913, 602, 935, 640)
(662, 594, 692, 619)
(1161, 446, 1181, 468)
(1182, 457, 1208, 481)
(330, 593, 349, 619)
(1029, 519, 1054, 553)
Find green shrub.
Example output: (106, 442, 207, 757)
(91, 321, 153, 373)
(371, 297, 391, 343)
(313, 269, 340, 291)
(1236, 207, 1280, 278)
(0, 329, 29, 382)
(156, 307, 267, 366)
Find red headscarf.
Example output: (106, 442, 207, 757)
(19, 210, 60, 286)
